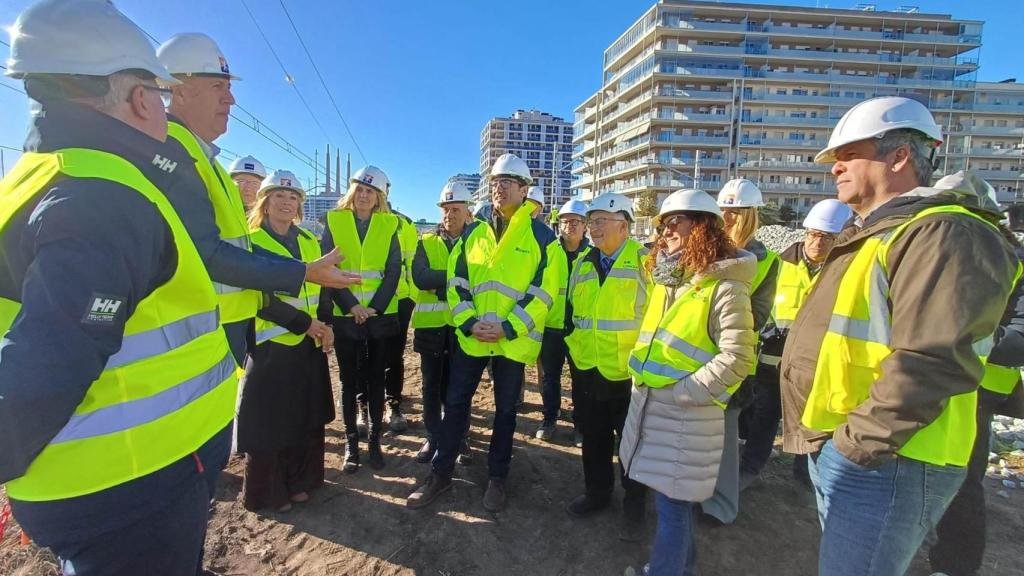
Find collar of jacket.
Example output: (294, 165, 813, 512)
(743, 238, 768, 260)
(689, 248, 757, 286)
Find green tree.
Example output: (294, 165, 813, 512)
(635, 189, 658, 217)
(778, 205, 797, 224)
(759, 204, 781, 226)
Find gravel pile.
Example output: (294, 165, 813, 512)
(756, 225, 806, 253)
(989, 415, 1024, 497)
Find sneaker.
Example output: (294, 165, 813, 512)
(566, 493, 610, 518)
(415, 440, 434, 464)
(483, 479, 507, 512)
(388, 404, 408, 433)
(456, 438, 473, 466)
(406, 473, 453, 510)
(343, 433, 359, 474)
(573, 429, 584, 448)
(356, 404, 369, 439)
(535, 421, 556, 442)
(738, 470, 760, 492)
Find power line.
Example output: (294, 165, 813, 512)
(278, 0, 367, 164)
(1, 144, 20, 152)
(0, 80, 25, 95)
(0, 39, 9, 47)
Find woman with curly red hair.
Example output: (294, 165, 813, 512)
(620, 189, 757, 576)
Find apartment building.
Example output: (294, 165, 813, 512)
(480, 109, 575, 212)
(572, 1, 1024, 217)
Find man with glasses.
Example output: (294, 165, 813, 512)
(535, 199, 591, 443)
(228, 155, 267, 211)
(408, 153, 562, 512)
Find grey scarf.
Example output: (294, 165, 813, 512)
(652, 251, 685, 287)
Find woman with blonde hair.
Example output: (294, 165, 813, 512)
(620, 188, 756, 575)
(237, 170, 336, 512)
(320, 165, 402, 474)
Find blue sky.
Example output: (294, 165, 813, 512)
(1, 0, 1021, 220)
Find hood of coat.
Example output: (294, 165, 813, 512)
(743, 238, 769, 260)
(693, 248, 757, 286)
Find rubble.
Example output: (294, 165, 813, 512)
(755, 225, 805, 253)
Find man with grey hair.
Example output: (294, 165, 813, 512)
(780, 96, 1019, 575)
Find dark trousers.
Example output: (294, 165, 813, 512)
(539, 329, 567, 423)
(420, 344, 452, 442)
(335, 334, 388, 435)
(385, 298, 415, 407)
(242, 429, 326, 511)
(432, 344, 524, 479)
(738, 362, 782, 476)
(929, 389, 1001, 576)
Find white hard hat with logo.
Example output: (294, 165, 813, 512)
(351, 165, 390, 195)
(490, 153, 533, 185)
(717, 179, 764, 208)
(6, 0, 177, 85)
(558, 199, 588, 219)
(228, 155, 266, 178)
(587, 192, 634, 222)
(258, 169, 305, 200)
(438, 181, 473, 206)
(526, 186, 545, 208)
(802, 199, 851, 234)
(157, 33, 240, 80)
(814, 96, 943, 164)
(655, 189, 722, 226)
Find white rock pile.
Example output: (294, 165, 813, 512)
(756, 225, 806, 253)
(987, 415, 1024, 492)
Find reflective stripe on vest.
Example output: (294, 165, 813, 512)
(803, 205, 1011, 467)
(411, 233, 453, 329)
(326, 210, 399, 316)
(772, 258, 815, 328)
(396, 218, 419, 302)
(564, 241, 651, 381)
(250, 226, 323, 346)
(166, 122, 259, 323)
(0, 149, 236, 501)
(545, 243, 569, 330)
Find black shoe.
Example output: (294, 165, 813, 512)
(343, 433, 360, 474)
(535, 420, 557, 442)
(483, 478, 507, 512)
(415, 439, 434, 464)
(457, 438, 473, 466)
(619, 494, 647, 542)
(407, 473, 453, 509)
(566, 493, 610, 518)
(388, 404, 408, 433)
(367, 433, 385, 470)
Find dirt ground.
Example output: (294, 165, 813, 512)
(3, 340, 1024, 576)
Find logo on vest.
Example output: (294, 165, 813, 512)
(83, 294, 125, 324)
(152, 155, 178, 173)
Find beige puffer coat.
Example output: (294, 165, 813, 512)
(619, 250, 757, 502)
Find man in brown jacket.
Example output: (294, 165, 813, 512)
(780, 96, 1018, 576)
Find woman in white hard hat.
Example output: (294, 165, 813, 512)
(698, 178, 780, 525)
(228, 155, 267, 211)
(236, 170, 335, 512)
(322, 165, 403, 474)
(526, 186, 546, 220)
(620, 188, 756, 575)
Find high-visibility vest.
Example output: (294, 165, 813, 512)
(773, 258, 815, 330)
(740, 248, 780, 378)
(803, 204, 1013, 467)
(973, 293, 1024, 395)
(410, 233, 452, 329)
(166, 121, 259, 325)
(325, 210, 400, 316)
(0, 149, 237, 501)
(396, 217, 420, 303)
(629, 275, 725, 404)
(544, 243, 570, 330)
(448, 204, 554, 364)
(250, 226, 322, 346)
(565, 240, 651, 381)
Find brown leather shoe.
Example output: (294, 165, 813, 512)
(406, 473, 452, 509)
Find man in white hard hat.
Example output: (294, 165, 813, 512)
(0, 1, 241, 573)
(408, 153, 563, 512)
(781, 96, 1019, 575)
(228, 154, 267, 210)
(527, 186, 545, 220)
(738, 199, 851, 492)
(410, 181, 474, 464)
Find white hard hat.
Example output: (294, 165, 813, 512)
(587, 192, 634, 222)
(717, 179, 764, 208)
(258, 169, 305, 200)
(351, 165, 390, 195)
(802, 199, 851, 234)
(157, 33, 240, 80)
(558, 199, 588, 219)
(490, 153, 533, 185)
(438, 181, 473, 206)
(815, 96, 942, 164)
(526, 186, 545, 208)
(655, 189, 722, 226)
(5, 0, 177, 84)
(228, 155, 266, 178)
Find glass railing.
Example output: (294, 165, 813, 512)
(761, 23, 970, 45)
(657, 111, 732, 122)
(970, 169, 1024, 179)
(743, 115, 837, 127)
(759, 47, 974, 67)
(738, 160, 823, 170)
(745, 91, 864, 106)
(968, 147, 1024, 157)
(655, 134, 731, 145)
(659, 43, 744, 56)
(601, 112, 654, 143)
(666, 66, 744, 79)
(657, 87, 734, 99)
(740, 138, 825, 148)
(756, 182, 838, 193)
(947, 126, 1024, 137)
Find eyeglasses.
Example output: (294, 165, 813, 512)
(806, 231, 837, 242)
(658, 214, 690, 233)
(138, 84, 173, 107)
(489, 177, 520, 189)
(559, 218, 584, 228)
(586, 217, 626, 229)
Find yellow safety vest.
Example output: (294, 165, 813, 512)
(448, 204, 555, 365)
(973, 278, 1024, 395)
(249, 226, 323, 346)
(166, 121, 259, 325)
(773, 258, 815, 330)
(395, 217, 420, 303)
(565, 240, 651, 381)
(629, 275, 725, 406)
(326, 210, 399, 316)
(0, 149, 237, 501)
(741, 248, 780, 378)
(544, 243, 571, 330)
(803, 204, 1011, 467)
(410, 233, 453, 329)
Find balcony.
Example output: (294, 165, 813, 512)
(970, 168, 1024, 180)
(746, 91, 864, 106)
(656, 87, 734, 101)
(740, 138, 826, 149)
(659, 65, 744, 79)
(742, 68, 974, 90)
(601, 113, 653, 144)
(968, 147, 1024, 158)
(738, 160, 823, 171)
(656, 111, 732, 123)
(654, 134, 731, 146)
(743, 115, 837, 127)
(946, 126, 1024, 137)
(758, 182, 838, 193)
(752, 46, 977, 68)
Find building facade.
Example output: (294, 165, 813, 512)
(572, 0, 1024, 218)
(480, 109, 575, 212)
(448, 173, 482, 199)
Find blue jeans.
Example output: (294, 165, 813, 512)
(648, 492, 697, 576)
(432, 344, 524, 479)
(539, 329, 566, 423)
(809, 439, 967, 576)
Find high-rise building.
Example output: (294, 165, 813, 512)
(572, 1, 1024, 218)
(447, 173, 482, 199)
(480, 109, 575, 213)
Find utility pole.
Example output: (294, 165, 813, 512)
(314, 148, 319, 191)
(336, 151, 341, 195)
(346, 153, 351, 183)
(325, 144, 331, 196)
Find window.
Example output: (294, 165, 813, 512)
(528, 124, 541, 132)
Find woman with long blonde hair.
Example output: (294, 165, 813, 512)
(620, 188, 756, 575)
